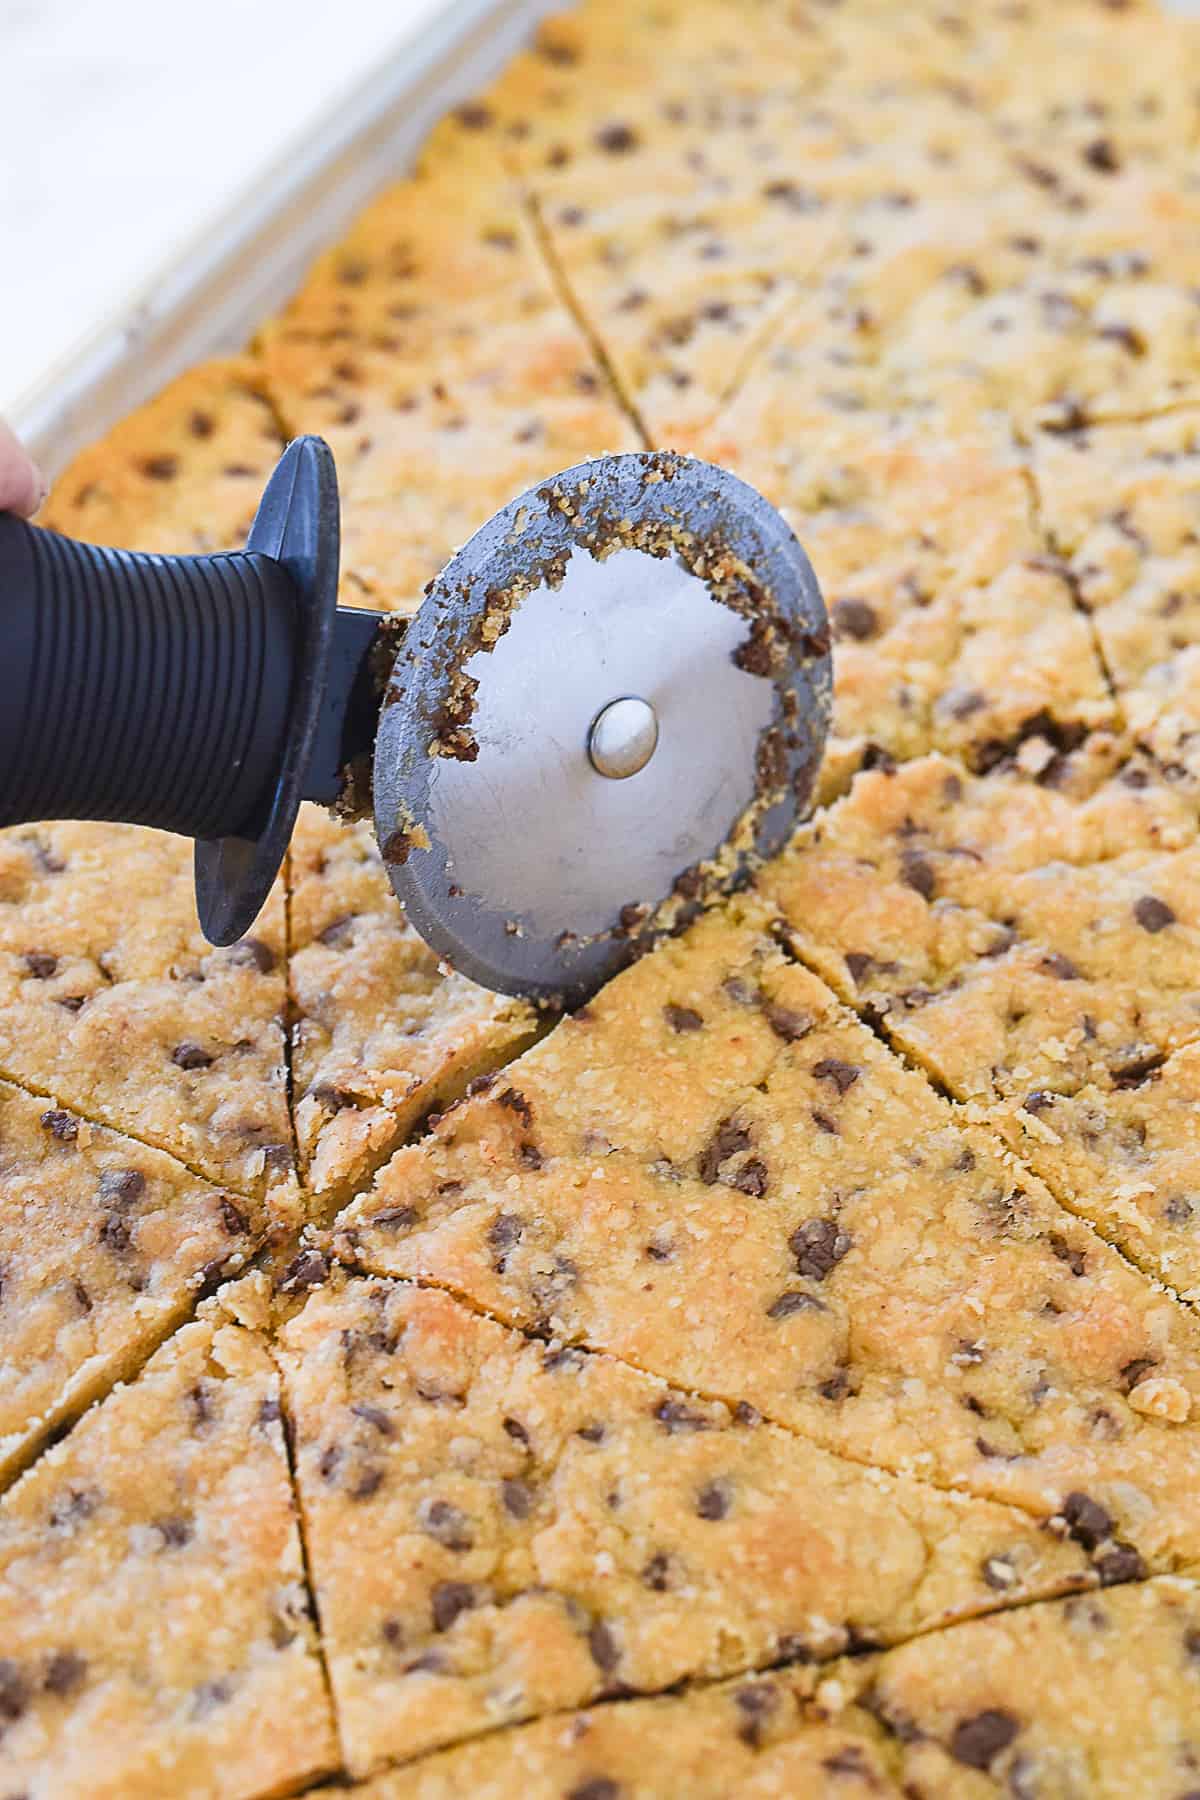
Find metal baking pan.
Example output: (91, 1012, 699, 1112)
(13, 0, 1198, 480)
(11, 0, 556, 481)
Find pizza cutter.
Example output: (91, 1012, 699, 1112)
(0, 438, 830, 1006)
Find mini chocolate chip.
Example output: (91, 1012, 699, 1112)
(1062, 1491, 1113, 1550)
(431, 1581, 476, 1631)
(735, 1680, 780, 1746)
(456, 102, 492, 129)
(568, 1781, 621, 1800)
(790, 1218, 852, 1280)
(141, 454, 179, 480)
(1119, 1356, 1157, 1393)
(278, 1250, 328, 1294)
(40, 1110, 78, 1142)
(218, 1197, 248, 1235)
(1083, 137, 1120, 173)
(696, 1479, 731, 1520)
(1048, 1233, 1086, 1276)
(420, 1498, 473, 1551)
(497, 1087, 533, 1125)
(519, 1141, 545, 1169)
(588, 1620, 620, 1671)
(768, 1290, 826, 1319)
(812, 1058, 860, 1096)
(373, 1205, 418, 1231)
(641, 1552, 672, 1590)
(43, 1649, 86, 1696)
(23, 951, 57, 979)
(502, 1416, 530, 1448)
(596, 122, 638, 153)
(351, 1403, 393, 1436)
(1096, 1542, 1146, 1584)
(730, 1158, 768, 1197)
(763, 1004, 813, 1042)
(654, 1398, 711, 1433)
(831, 597, 878, 641)
(153, 1515, 192, 1549)
(502, 1478, 533, 1520)
(951, 1708, 1020, 1769)
(1041, 952, 1080, 979)
(350, 1466, 384, 1502)
(172, 1041, 213, 1070)
(900, 850, 936, 901)
(697, 1117, 752, 1184)
(664, 1004, 703, 1033)
(228, 937, 276, 973)
(0, 1660, 29, 1721)
(577, 1421, 606, 1443)
(1134, 895, 1175, 932)
(844, 952, 873, 985)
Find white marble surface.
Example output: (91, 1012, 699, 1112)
(0, 0, 456, 416)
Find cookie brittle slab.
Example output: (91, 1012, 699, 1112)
(278, 1272, 1089, 1776)
(0, 1291, 336, 1799)
(337, 900, 1200, 1579)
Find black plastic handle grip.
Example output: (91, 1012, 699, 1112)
(0, 435, 384, 945)
(0, 522, 297, 840)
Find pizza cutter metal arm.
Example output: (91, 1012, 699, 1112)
(0, 435, 386, 944)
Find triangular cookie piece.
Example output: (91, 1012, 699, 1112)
(0, 1292, 336, 1798)
(277, 1272, 1090, 1777)
(0, 1082, 274, 1486)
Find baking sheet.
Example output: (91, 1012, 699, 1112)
(11, 0, 554, 480)
(14, 0, 1198, 478)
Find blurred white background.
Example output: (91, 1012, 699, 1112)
(0, 0, 459, 415)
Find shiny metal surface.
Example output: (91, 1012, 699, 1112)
(375, 452, 831, 1006)
(588, 695, 659, 781)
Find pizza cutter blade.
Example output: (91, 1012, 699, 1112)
(0, 440, 830, 1007)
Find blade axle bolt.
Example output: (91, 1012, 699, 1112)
(588, 696, 659, 780)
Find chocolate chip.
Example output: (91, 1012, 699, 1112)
(1041, 952, 1080, 979)
(844, 952, 873, 985)
(735, 1680, 780, 1746)
(172, 1041, 213, 1070)
(697, 1117, 752, 1184)
(43, 1649, 86, 1696)
(350, 1466, 384, 1502)
(497, 1087, 533, 1125)
(351, 1403, 393, 1437)
(502, 1416, 530, 1448)
(1119, 1356, 1157, 1393)
(653, 1398, 711, 1433)
(641, 1552, 672, 1590)
(950, 1708, 1020, 1769)
(567, 1781, 621, 1800)
(900, 850, 936, 901)
(0, 1660, 29, 1721)
(763, 1004, 813, 1042)
(502, 1478, 534, 1520)
(100, 1168, 145, 1206)
(456, 102, 493, 129)
(588, 1620, 620, 1671)
(1062, 1491, 1113, 1550)
(373, 1205, 418, 1231)
(218, 1198, 248, 1235)
(141, 454, 179, 480)
(768, 1290, 826, 1319)
(831, 597, 878, 641)
(790, 1218, 852, 1280)
(420, 1499, 473, 1551)
(228, 937, 276, 974)
(278, 1250, 328, 1294)
(1083, 137, 1120, 173)
(23, 951, 57, 979)
(1134, 895, 1175, 932)
(1096, 1542, 1146, 1584)
(729, 1158, 768, 1197)
(487, 1212, 524, 1270)
(431, 1581, 476, 1631)
(519, 1141, 545, 1169)
(696, 1480, 731, 1520)
(664, 1004, 703, 1033)
(153, 1515, 192, 1549)
(40, 1110, 78, 1142)
(596, 122, 638, 153)
(812, 1058, 860, 1096)
(1048, 1233, 1086, 1276)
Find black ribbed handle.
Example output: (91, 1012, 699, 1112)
(0, 518, 299, 840)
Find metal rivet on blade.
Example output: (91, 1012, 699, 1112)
(587, 695, 659, 780)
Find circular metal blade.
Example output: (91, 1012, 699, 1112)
(374, 452, 831, 1007)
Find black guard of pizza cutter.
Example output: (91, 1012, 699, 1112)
(0, 435, 386, 944)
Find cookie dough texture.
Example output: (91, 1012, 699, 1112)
(340, 900, 1200, 1580)
(307, 1578, 1200, 1799)
(0, 1082, 272, 1489)
(0, 1293, 336, 1799)
(278, 1272, 1090, 1776)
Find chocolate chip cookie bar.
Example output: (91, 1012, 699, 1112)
(278, 1272, 1090, 1775)
(0, 1288, 336, 1798)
